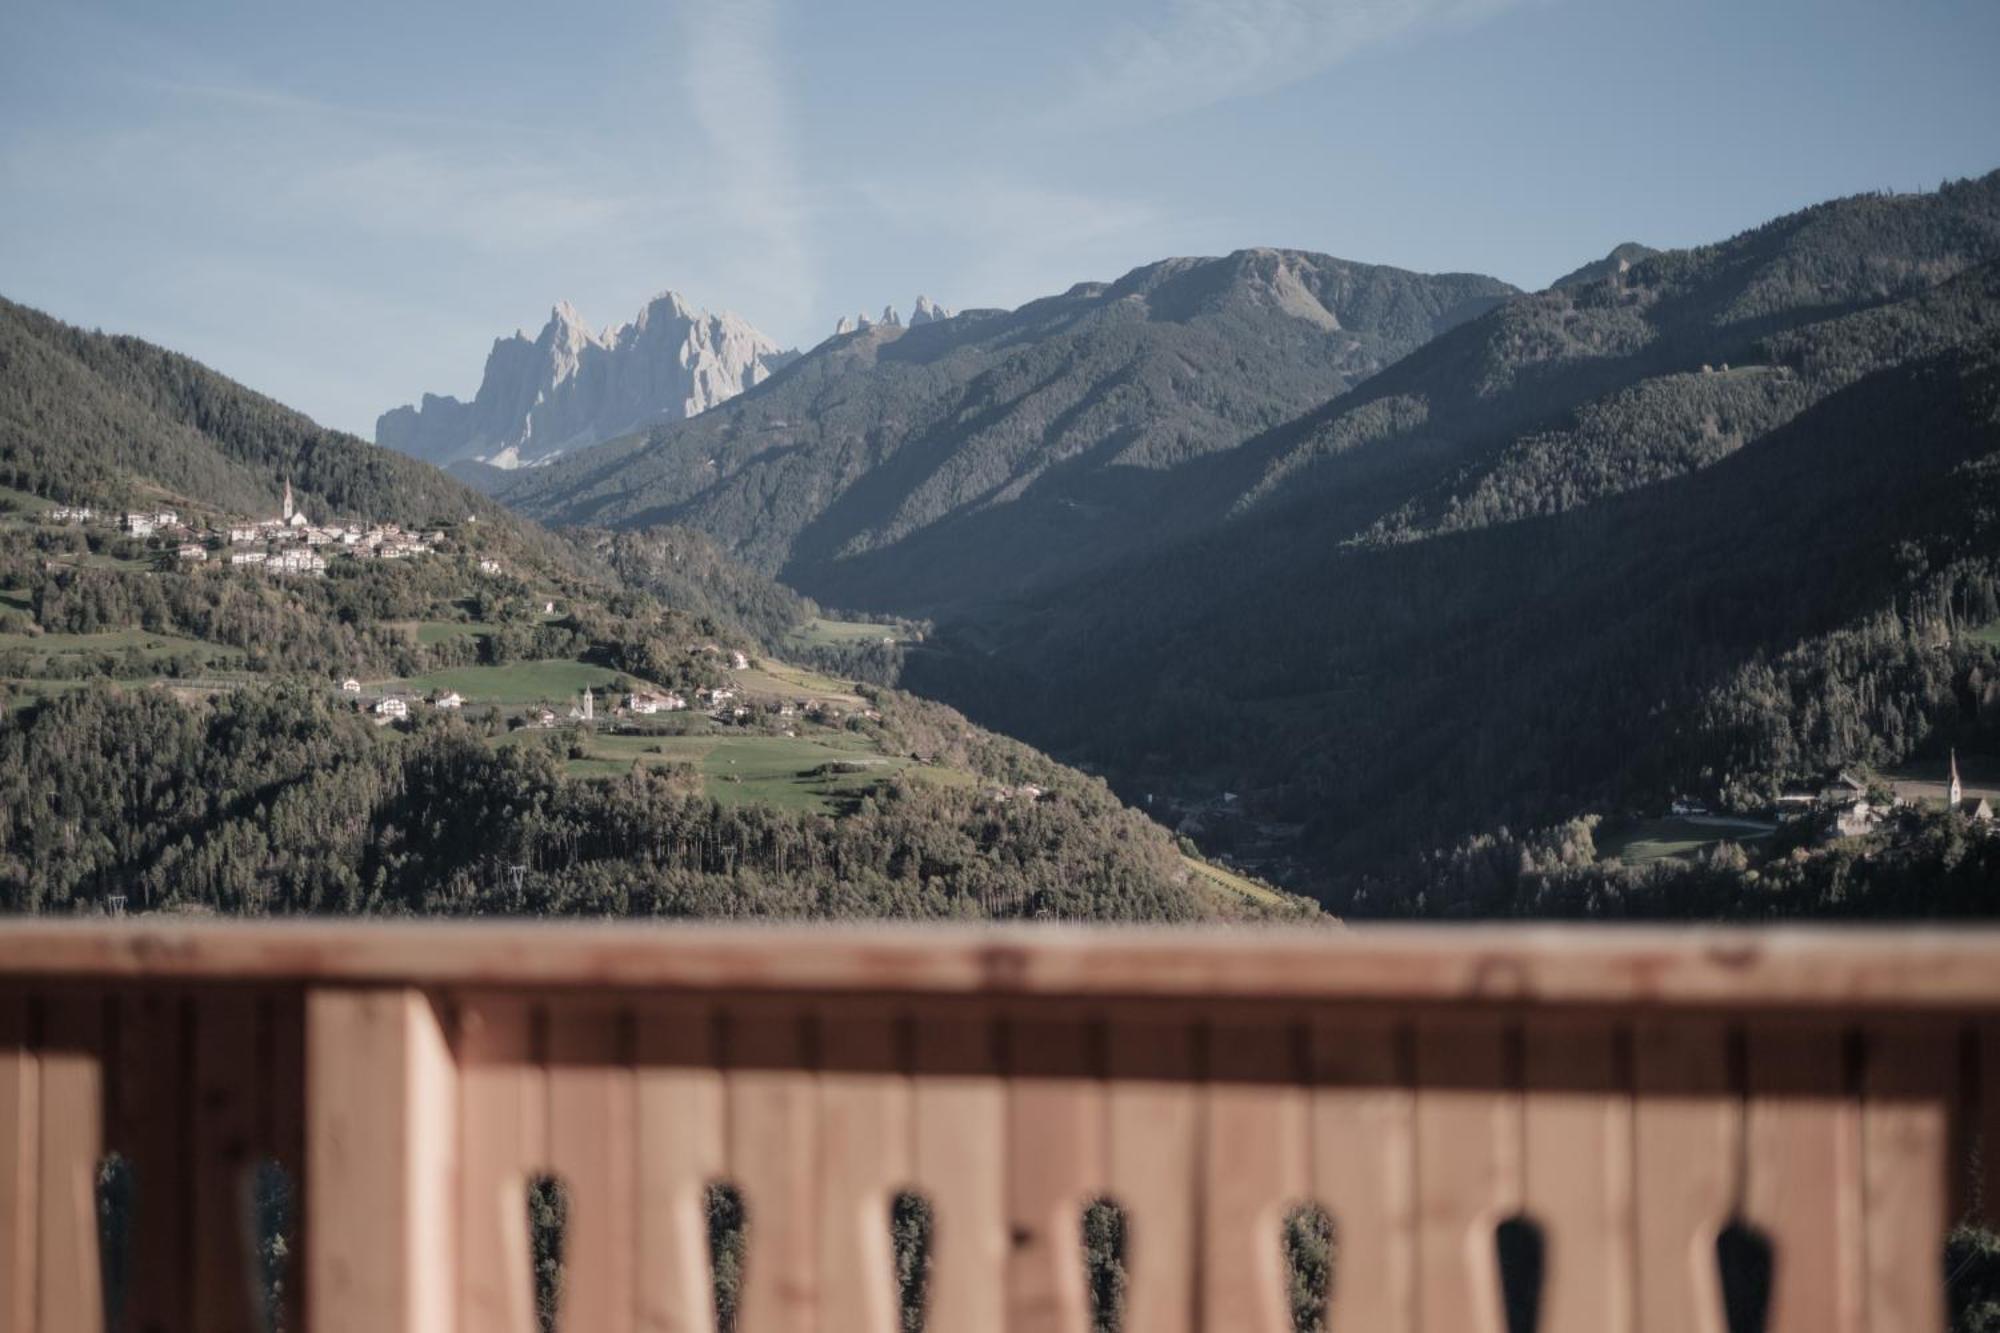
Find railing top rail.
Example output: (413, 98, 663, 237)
(2, 920, 2000, 1010)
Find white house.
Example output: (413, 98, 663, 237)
(729, 650, 750, 671)
(175, 543, 206, 562)
(374, 696, 409, 720)
(478, 559, 503, 575)
(228, 525, 261, 544)
(340, 678, 362, 694)
(627, 693, 662, 715)
(124, 514, 157, 537)
(229, 551, 267, 567)
(433, 691, 464, 710)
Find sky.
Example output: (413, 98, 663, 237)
(2, 0, 1997, 438)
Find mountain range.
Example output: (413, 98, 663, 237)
(475, 171, 2000, 904)
(376, 292, 797, 471)
(495, 249, 1518, 607)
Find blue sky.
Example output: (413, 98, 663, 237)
(2, 0, 1997, 438)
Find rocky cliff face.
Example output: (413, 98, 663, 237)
(377, 293, 796, 468)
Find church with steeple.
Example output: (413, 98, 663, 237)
(282, 477, 307, 528)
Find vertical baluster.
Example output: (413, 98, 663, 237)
(1201, 1011, 1307, 1333)
(1414, 1015, 1515, 1333)
(1311, 1014, 1415, 1333)
(457, 995, 546, 1333)
(1632, 1018, 1733, 1333)
(912, 1004, 1005, 1333)
(818, 1005, 911, 1333)
(1106, 1009, 1198, 1333)
(636, 1000, 724, 1333)
(1005, 1007, 1103, 1333)
(0, 993, 38, 1333)
(726, 1001, 819, 1333)
(1861, 1022, 1951, 1333)
(193, 992, 261, 1333)
(1745, 1024, 1863, 1333)
(115, 990, 190, 1333)
(39, 991, 105, 1333)
(548, 1002, 638, 1333)
(1524, 1017, 1633, 1333)
(306, 988, 456, 1333)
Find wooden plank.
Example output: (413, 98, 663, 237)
(1310, 1015, 1415, 1333)
(1106, 1012, 1198, 1333)
(13, 922, 2000, 1014)
(260, 991, 309, 1333)
(1982, 1022, 2000, 1228)
(817, 1007, 911, 1333)
(1744, 1025, 1863, 1333)
(635, 1001, 724, 1333)
(306, 988, 456, 1333)
(455, 995, 545, 1333)
(113, 990, 191, 1333)
(191, 992, 260, 1333)
(1005, 1009, 1103, 1333)
(547, 1002, 637, 1333)
(725, 1003, 819, 1333)
(0, 995, 37, 1333)
(1414, 1016, 1515, 1333)
(1861, 1023, 1951, 1333)
(38, 992, 105, 1333)
(1201, 1014, 1307, 1333)
(1524, 1017, 1632, 1333)
(1632, 1019, 1734, 1333)
(912, 1006, 1005, 1333)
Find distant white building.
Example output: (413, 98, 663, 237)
(124, 513, 157, 537)
(374, 696, 409, 720)
(229, 551, 267, 567)
(433, 691, 464, 710)
(478, 559, 503, 575)
(228, 525, 261, 544)
(175, 543, 206, 562)
(729, 650, 750, 671)
(48, 506, 93, 522)
(340, 678, 362, 694)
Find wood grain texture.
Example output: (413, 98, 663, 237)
(1414, 1017, 1516, 1333)
(912, 1007, 1006, 1333)
(547, 1002, 637, 1333)
(306, 988, 456, 1333)
(1005, 1011, 1104, 1333)
(1311, 1015, 1415, 1333)
(1524, 1018, 1633, 1333)
(1106, 1013, 1197, 1333)
(635, 1001, 724, 1333)
(1632, 1019, 1734, 1333)
(1745, 1025, 1863, 1333)
(8, 922, 2000, 1011)
(817, 1008, 911, 1333)
(0, 995, 38, 1333)
(1861, 1023, 1951, 1333)
(192, 992, 260, 1333)
(37, 992, 104, 1333)
(1201, 1016, 1307, 1333)
(455, 995, 545, 1333)
(112, 989, 191, 1333)
(726, 1003, 819, 1333)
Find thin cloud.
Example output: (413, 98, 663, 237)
(1065, 0, 1526, 127)
(678, 1, 818, 333)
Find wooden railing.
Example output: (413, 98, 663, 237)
(4, 921, 2000, 1332)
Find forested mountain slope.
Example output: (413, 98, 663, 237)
(900, 175, 2000, 904)
(0, 301, 1301, 924)
(498, 250, 1516, 609)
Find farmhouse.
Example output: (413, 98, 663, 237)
(433, 691, 464, 711)
(47, 506, 93, 522)
(373, 696, 409, 720)
(175, 543, 206, 562)
(340, 679, 362, 694)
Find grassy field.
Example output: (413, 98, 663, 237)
(409, 619, 503, 645)
(503, 727, 945, 812)
(394, 659, 625, 704)
(1972, 621, 2000, 649)
(734, 660, 865, 705)
(0, 627, 241, 663)
(1598, 817, 1772, 864)
(1182, 856, 1291, 908)
(787, 616, 908, 650)
(0, 588, 32, 614)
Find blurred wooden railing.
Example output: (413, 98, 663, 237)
(4, 921, 2000, 1332)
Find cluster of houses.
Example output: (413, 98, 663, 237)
(1762, 753, 1993, 843)
(47, 482, 449, 577)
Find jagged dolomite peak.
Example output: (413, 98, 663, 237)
(908, 295, 952, 326)
(377, 292, 797, 469)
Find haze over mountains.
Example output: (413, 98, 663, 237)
(497, 249, 1518, 607)
(375, 292, 797, 471)
(469, 171, 2000, 905)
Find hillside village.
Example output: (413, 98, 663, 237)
(47, 479, 447, 576)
